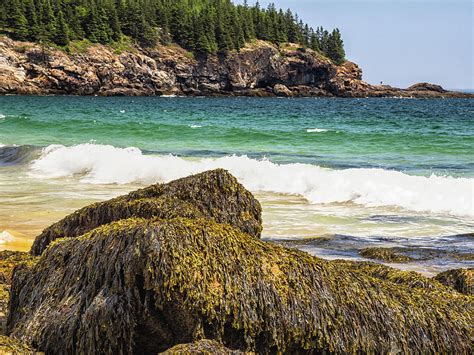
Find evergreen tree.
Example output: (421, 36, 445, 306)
(24, 0, 41, 40)
(326, 28, 345, 64)
(10, 0, 29, 40)
(1, 0, 346, 60)
(54, 9, 69, 45)
(40, 0, 57, 43)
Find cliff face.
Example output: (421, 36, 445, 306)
(0, 37, 471, 98)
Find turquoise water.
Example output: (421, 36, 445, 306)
(0, 96, 473, 273)
(1, 96, 473, 175)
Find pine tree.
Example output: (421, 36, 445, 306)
(10, 0, 29, 40)
(40, 0, 57, 43)
(326, 28, 345, 64)
(54, 10, 69, 46)
(24, 0, 41, 41)
(2, 0, 345, 57)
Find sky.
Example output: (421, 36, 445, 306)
(236, 0, 473, 90)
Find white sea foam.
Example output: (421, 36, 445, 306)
(0, 231, 14, 244)
(306, 128, 329, 133)
(29, 144, 474, 217)
(189, 124, 202, 129)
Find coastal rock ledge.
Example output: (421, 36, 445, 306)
(4, 170, 473, 354)
(1, 36, 472, 98)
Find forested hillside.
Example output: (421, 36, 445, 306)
(0, 0, 346, 64)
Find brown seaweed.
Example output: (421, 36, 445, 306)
(30, 169, 262, 256)
(435, 268, 473, 295)
(9, 217, 473, 354)
(160, 339, 246, 354)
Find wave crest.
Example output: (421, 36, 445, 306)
(29, 143, 473, 217)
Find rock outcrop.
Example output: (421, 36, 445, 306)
(1, 37, 472, 98)
(0, 251, 32, 335)
(31, 169, 262, 256)
(358, 246, 474, 263)
(0, 335, 35, 354)
(7, 170, 474, 354)
(435, 268, 473, 295)
(160, 339, 245, 354)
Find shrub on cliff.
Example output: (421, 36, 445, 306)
(9, 217, 473, 353)
(31, 169, 262, 256)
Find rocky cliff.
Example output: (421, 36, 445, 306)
(1, 36, 471, 98)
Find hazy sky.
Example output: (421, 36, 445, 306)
(236, 0, 473, 89)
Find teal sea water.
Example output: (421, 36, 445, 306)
(1, 96, 473, 273)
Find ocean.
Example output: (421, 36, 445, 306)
(0, 96, 473, 274)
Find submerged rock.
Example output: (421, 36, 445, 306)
(435, 268, 473, 295)
(31, 169, 262, 256)
(359, 247, 414, 263)
(359, 246, 474, 263)
(9, 217, 473, 354)
(334, 260, 450, 290)
(160, 339, 245, 354)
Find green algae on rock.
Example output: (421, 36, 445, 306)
(0, 251, 33, 335)
(30, 169, 262, 256)
(160, 339, 246, 354)
(333, 260, 451, 290)
(0, 251, 32, 285)
(0, 335, 36, 354)
(359, 247, 414, 263)
(359, 246, 474, 263)
(435, 268, 473, 296)
(9, 217, 473, 354)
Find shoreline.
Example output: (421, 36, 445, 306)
(2, 36, 473, 99)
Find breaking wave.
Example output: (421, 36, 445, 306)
(29, 143, 474, 217)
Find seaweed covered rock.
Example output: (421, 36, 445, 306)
(31, 169, 262, 255)
(0, 251, 32, 285)
(160, 339, 245, 354)
(359, 246, 473, 263)
(435, 268, 473, 295)
(9, 218, 473, 354)
(359, 247, 414, 263)
(0, 335, 35, 354)
(333, 260, 450, 290)
(0, 251, 33, 335)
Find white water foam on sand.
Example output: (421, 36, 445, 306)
(29, 143, 474, 217)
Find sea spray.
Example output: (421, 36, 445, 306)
(29, 143, 474, 217)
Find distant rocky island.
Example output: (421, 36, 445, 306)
(1, 36, 472, 98)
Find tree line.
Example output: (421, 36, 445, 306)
(0, 0, 346, 64)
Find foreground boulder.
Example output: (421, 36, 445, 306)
(0, 335, 35, 354)
(160, 339, 244, 354)
(9, 216, 473, 354)
(0, 251, 32, 334)
(31, 169, 262, 255)
(435, 268, 473, 295)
